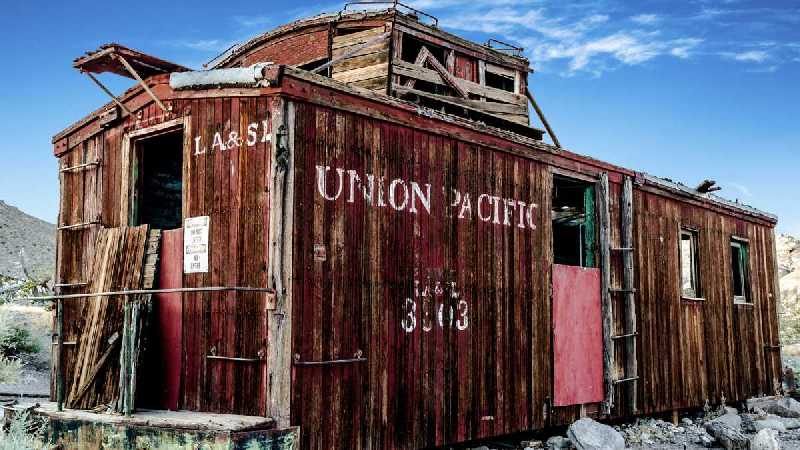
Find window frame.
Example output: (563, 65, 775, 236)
(679, 227, 702, 301)
(730, 237, 751, 304)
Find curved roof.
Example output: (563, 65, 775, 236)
(206, 8, 530, 70)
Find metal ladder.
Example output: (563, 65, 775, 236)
(599, 174, 638, 415)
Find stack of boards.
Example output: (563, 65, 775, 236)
(65, 225, 160, 411)
(331, 27, 390, 92)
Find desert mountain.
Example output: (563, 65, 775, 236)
(0, 200, 55, 281)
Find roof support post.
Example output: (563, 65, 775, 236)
(84, 72, 133, 117)
(114, 54, 169, 112)
(526, 88, 561, 148)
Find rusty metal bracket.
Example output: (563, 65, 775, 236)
(293, 349, 367, 366)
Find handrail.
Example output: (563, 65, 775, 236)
(340, 1, 438, 27)
(17, 286, 276, 302)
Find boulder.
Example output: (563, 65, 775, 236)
(779, 416, 800, 430)
(711, 412, 742, 430)
(546, 436, 572, 449)
(747, 396, 800, 418)
(567, 418, 625, 450)
(752, 418, 786, 433)
(704, 421, 749, 450)
(750, 429, 780, 450)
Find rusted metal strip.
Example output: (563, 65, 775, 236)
(293, 353, 368, 366)
(57, 221, 101, 230)
(612, 332, 638, 340)
(614, 376, 639, 384)
(60, 160, 100, 173)
(16, 286, 276, 302)
(54, 282, 88, 288)
(207, 355, 265, 363)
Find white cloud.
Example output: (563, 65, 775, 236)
(727, 182, 753, 198)
(165, 39, 236, 53)
(722, 50, 770, 62)
(670, 38, 703, 59)
(631, 14, 660, 25)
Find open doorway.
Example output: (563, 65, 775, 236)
(131, 130, 183, 230)
(552, 176, 596, 267)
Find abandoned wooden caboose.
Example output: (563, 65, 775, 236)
(45, 4, 782, 449)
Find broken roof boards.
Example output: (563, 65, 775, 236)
(52, 6, 781, 450)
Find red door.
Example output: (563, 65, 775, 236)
(552, 264, 604, 406)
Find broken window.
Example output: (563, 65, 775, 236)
(401, 34, 446, 66)
(731, 239, 750, 303)
(552, 176, 595, 267)
(132, 130, 183, 230)
(485, 70, 515, 93)
(680, 228, 701, 298)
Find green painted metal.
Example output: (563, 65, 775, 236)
(583, 184, 596, 268)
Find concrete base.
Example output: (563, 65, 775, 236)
(3, 402, 298, 450)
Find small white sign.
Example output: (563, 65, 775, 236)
(184, 216, 210, 274)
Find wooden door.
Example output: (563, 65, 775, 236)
(552, 264, 604, 406)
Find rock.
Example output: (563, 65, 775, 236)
(546, 436, 572, 449)
(779, 416, 800, 429)
(724, 406, 738, 415)
(567, 418, 625, 450)
(697, 433, 715, 447)
(750, 428, 780, 450)
(751, 418, 787, 432)
(711, 412, 742, 430)
(704, 421, 749, 450)
(681, 417, 693, 426)
(747, 396, 800, 418)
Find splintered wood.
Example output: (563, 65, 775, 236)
(66, 226, 157, 410)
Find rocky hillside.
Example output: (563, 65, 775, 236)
(0, 200, 55, 281)
(778, 233, 800, 344)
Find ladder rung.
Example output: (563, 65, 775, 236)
(612, 332, 638, 340)
(614, 376, 639, 384)
(612, 247, 635, 251)
(609, 288, 637, 293)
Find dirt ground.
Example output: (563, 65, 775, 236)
(0, 301, 51, 399)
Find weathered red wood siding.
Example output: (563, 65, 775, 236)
(628, 188, 782, 417)
(53, 84, 276, 416)
(290, 100, 552, 449)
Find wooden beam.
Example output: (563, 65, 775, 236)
(526, 88, 561, 148)
(84, 73, 133, 117)
(393, 59, 526, 105)
(622, 175, 637, 413)
(266, 98, 294, 427)
(598, 172, 614, 415)
(114, 55, 169, 112)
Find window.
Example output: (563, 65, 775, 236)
(679, 229, 701, 298)
(552, 176, 596, 267)
(731, 239, 750, 303)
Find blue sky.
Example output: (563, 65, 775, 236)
(0, 1, 798, 234)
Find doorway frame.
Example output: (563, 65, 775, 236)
(119, 117, 190, 226)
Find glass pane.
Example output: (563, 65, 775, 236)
(731, 243, 744, 298)
(681, 233, 696, 297)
